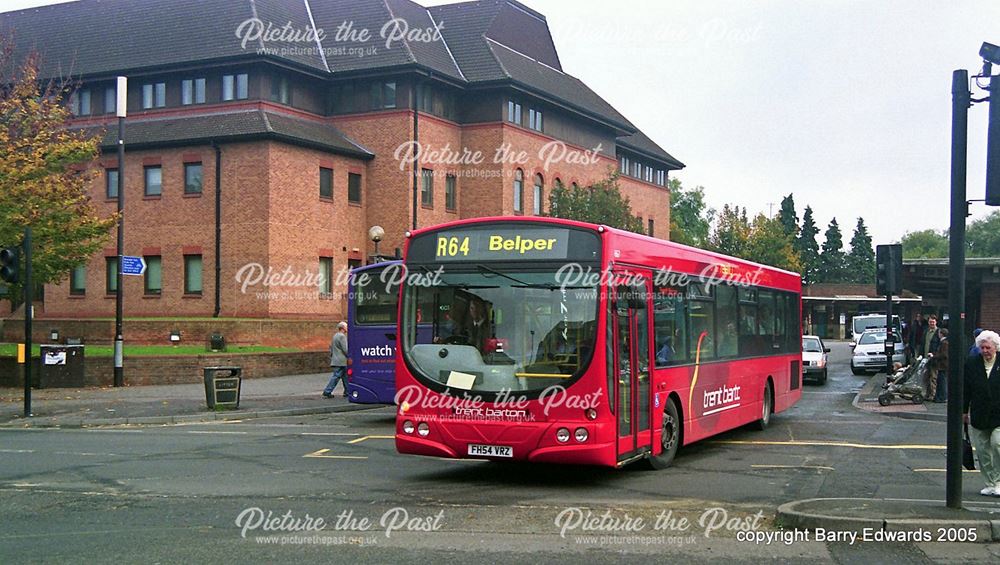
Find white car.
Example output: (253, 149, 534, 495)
(802, 335, 829, 384)
(851, 330, 905, 375)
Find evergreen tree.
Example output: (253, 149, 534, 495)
(778, 193, 798, 240)
(819, 218, 847, 283)
(796, 206, 821, 284)
(845, 217, 875, 284)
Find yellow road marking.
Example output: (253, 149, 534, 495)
(711, 440, 944, 450)
(303, 448, 368, 460)
(751, 464, 834, 471)
(913, 468, 980, 473)
(347, 435, 395, 444)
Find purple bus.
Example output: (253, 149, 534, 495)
(346, 261, 402, 404)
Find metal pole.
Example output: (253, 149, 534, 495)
(114, 76, 126, 387)
(412, 83, 419, 231)
(23, 227, 32, 417)
(884, 294, 893, 376)
(946, 69, 969, 509)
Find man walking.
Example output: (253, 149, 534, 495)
(964, 330, 1000, 497)
(324, 321, 349, 398)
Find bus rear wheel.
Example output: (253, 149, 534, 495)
(752, 382, 773, 430)
(647, 398, 681, 469)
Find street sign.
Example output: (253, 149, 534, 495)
(121, 255, 146, 276)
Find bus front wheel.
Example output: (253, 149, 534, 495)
(647, 398, 681, 469)
(752, 382, 773, 431)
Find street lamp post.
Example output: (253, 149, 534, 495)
(114, 76, 126, 387)
(369, 225, 385, 264)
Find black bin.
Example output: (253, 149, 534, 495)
(204, 366, 242, 409)
(39, 345, 85, 388)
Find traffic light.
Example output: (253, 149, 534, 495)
(0, 245, 19, 284)
(986, 72, 1000, 206)
(875, 244, 902, 296)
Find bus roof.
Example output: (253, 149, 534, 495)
(405, 216, 801, 293)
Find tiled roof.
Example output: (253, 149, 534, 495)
(78, 110, 373, 158)
(618, 130, 685, 170)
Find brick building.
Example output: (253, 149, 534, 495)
(1, 0, 683, 323)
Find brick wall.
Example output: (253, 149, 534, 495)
(979, 282, 1000, 331)
(0, 350, 327, 388)
(1, 318, 336, 349)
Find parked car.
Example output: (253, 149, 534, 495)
(802, 335, 830, 384)
(850, 329, 905, 375)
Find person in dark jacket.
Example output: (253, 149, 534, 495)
(970, 328, 984, 357)
(932, 329, 948, 402)
(921, 315, 942, 398)
(964, 330, 1000, 496)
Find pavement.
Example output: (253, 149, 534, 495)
(0, 372, 380, 427)
(3, 365, 999, 541)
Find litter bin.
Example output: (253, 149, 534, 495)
(39, 344, 85, 388)
(204, 366, 242, 409)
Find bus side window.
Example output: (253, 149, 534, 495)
(653, 286, 687, 366)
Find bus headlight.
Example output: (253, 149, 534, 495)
(402, 420, 415, 434)
(585, 408, 598, 421)
(574, 428, 589, 443)
(556, 428, 570, 443)
(417, 422, 430, 437)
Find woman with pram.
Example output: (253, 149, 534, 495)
(964, 330, 1000, 497)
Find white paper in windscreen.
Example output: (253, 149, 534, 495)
(446, 371, 477, 390)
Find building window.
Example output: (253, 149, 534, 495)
(144, 255, 162, 295)
(184, 255, 202, 294)
(633, 161, 641, 178)
(142, 83, 165, 109)
(371, 81, 396, 109)
(144, 166, 162, 197)
(656, 170, 666, 186)
(320, 167, 333, 199)
(184, 163, 203, 194)
(270, 76, 289, 104)
(648, 218, 655, 237)
(319, 257, 333, 296)
(421, 168, 433, 207)
(71, 89, 91, 116)
(620, 155, 629, 176)
(347, 172, 362, 204)
(70, 265, 86, 295)
(223, 73, 248, 101)
(104, 86, 116, 114)
(106, 168, 119, 199)
(513, 168, 524, 213)
(445, 174, 457, 211)
(105, 257, 118, 294)
(645, 166, 653, 183)
(507, 100, 522, 125)
(528, 108, 543, 132)
(182, 78, 206, 105)
(533, 173, 543, 215)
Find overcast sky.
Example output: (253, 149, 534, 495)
(5, 0, 1000, 246)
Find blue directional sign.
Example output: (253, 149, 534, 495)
(121, 255, 146, 276)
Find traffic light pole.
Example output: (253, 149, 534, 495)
(23, 227, 32, 417)
(884, 294, 893, 376)
(946, 69, 969, 509)
(114, 78, 126, 387)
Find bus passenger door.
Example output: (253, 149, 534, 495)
(614, 274, 653, 463)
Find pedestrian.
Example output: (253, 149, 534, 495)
(908, 313, 926, 363)
(970, 328, 984, 357)
(932, 328, 949, 403)
(964, 330, 1000, 497)
(921, 315, 942, 399)
(323, 321, 349, 398)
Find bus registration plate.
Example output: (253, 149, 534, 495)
(468, 444, 513, 458)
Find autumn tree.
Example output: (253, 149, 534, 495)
(0, 44, 115, 303)
(819, 218, 847, 283)
(668, 177, 712, 248)
(845, 217, 875, 284)
(547, 171, 644, 234)
(797, 206, 822, 284)
(746, 213, 802, 272)
(708, 204, 751, 258)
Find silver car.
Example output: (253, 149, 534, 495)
(802, 335, 829, 384)
(850, 330, 905, 375)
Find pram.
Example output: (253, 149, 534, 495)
(877, 356, 929, 406)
